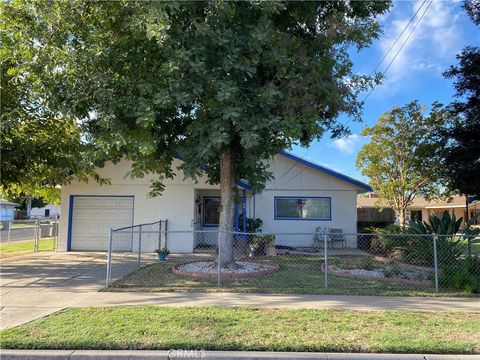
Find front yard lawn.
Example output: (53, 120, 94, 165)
(1, 307, 478, 353)
(107, 255, 476, 297)
(0, 238, 55, 259)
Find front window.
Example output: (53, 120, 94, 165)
(203, 197, 221, 226)
(275, 197, 331, 220)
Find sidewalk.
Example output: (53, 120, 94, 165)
(1, 350, 479, 360)
(2, 252, 479, 330)
(2, 290, 480, 329)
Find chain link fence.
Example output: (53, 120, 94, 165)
(105, 226, 480, 295)
(0, 219, 59, 254)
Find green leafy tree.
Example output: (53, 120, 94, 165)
(3, 1, 390, 267)
(0, 11, 106, 204)
(434, 1, 480, 198)
(356, 101, 448, 226)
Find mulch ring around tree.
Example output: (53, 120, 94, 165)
(172, 260, 280, 280)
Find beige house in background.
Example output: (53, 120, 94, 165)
(357, 193, 480, 228)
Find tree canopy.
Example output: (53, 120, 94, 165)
(434, 1, 480, 197)
(2, 0, 391, 266)
(1, 11, 106, 202)
(356, 101, 448, 225)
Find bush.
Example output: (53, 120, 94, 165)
(358, 227, 381, 250)
(249, 234, 275, 256)
(238, 215, 263, 233)
(440, 257, 480, 293)
(377, 224, 406, 253)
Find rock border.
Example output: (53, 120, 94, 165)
(172, 261, 280, 280)
(320, 263, 432, 287)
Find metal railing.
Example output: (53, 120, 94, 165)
(105, 227, 480, 295)
(1, 219, 59, 252)
(106, 219, 168, 286)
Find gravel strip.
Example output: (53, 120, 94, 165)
(177, 261, 277, 274)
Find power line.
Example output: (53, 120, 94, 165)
(278, 0, 433, 187)
(369, 0, 427, 77)
(271, 0, 430, 186)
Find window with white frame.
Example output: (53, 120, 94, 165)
(203, 197, 221, 226)
(274, 197, 331, 220)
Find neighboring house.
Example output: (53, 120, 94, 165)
(59, 151, 371, 253)
(357, 194, 480, 228)
(0, 199, 20, 221)
(30, 204, 61, 219)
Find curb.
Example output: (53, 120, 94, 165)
(1, 350, 479, 360)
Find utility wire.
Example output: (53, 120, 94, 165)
(277, 0, 433, 187)
(272, 0, 429, 185)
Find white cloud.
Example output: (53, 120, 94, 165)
(332, 133, 366, 154)
(375, 0, 465, 92)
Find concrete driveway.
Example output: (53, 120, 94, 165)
(0, 252, 139, 329)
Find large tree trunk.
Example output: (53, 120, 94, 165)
(217, 149, 236, 268)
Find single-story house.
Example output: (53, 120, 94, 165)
(1, 199, 20, 221)
(59, 151, 371, 253)
(357, 193, 480, 228)
(30, 204, 61, 219)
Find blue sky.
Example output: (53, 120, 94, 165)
(289, 0, 480, 184)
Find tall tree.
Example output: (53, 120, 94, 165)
(434, 0, 480, 198)
(1, 18, 106, 202)
(356, 101, 448, 226)
(2, 1, 390, 267)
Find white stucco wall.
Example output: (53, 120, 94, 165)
(60, 154, 365, 252)
(252, 155, 360, 247)
(59, 159, 208, 253)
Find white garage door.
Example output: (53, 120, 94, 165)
(70, 196, 134, 251)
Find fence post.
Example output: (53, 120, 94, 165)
(217, 232, 221, 287)
(7, 221, 11, 244)
(34, 220, 39, 252)
(432, 234, 439, 292)
(138, 225, 142, 269)
(106, 228, 113, 287)
(158, 220, 162, 250)
(164, 220, 168, 249)
(324, 230, 328, 289)
(54, 219, 59, 251)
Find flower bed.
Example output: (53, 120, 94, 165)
(173, 260, 279, 280)
(322, 257, 433, 287)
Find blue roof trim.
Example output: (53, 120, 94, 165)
(174, 154, 250, 190)
(236, 180, 251, 190)
(277, 150, 372, 192)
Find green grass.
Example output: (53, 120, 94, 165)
(0, 238, 55, 259)
(1, 306, 478, 353)
(108, 255, 477, 297)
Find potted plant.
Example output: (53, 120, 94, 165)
(249, 234, 275, 256)
(154, 247, 170, 261)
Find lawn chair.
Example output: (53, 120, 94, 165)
(328, 228, 346, 249)
(312, 227, 329, 250)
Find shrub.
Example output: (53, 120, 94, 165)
(407, 213, 465, 267)
(249, 234, 275, 256)
(377, 224, 406, 254)
(358, 227, 382, 250)
(383, 264, 402, 278)
(359, 258, 376, 271)
(439, 257, 480, 293)
(238, 215, 263, 233)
